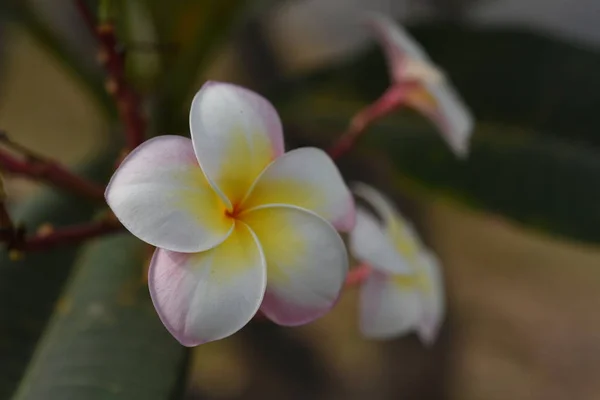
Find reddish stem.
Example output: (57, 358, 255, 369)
(75, 0, 146, 150)
(327, 83, 412, 160)
(10, 219, 122, 253)
(250, 263, 372, 323)
(0, 147, 105, 201)
(345, 263, 372, 286)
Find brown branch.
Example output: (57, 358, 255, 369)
(0, 147, 105, 201)
(74, 0, 96, 34)
(0, 137, 105, 202)
(74, 0, 146, 151)
(8, 218, 123, 254)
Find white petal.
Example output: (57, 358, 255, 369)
(241, 148, 355, 231)
(364, 13, 430, 83)
(353, 183, 424, 266)
(349, 207, 412, 274)
(105, 136, 233, 253)
(365, 13, 474, 157)
(189, 81, 285, 207)
(416, 250, 445, 346)
(149, 222, 266, 346)
(359, 270, 422, 339)
(407, 82, 474, 158)
(240, 205, 348, 326)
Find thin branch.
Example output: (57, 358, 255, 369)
(0, 185, 17, 244)
(74, 0, 146, 151)
(8, 218, 123, 254)
(0, 135, 105, 201)
(327, 84, 410, 159)
(345, 263, 372, 287)
(73, 0, 96, 34)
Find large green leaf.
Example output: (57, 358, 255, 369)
(0, 149, 117, 398)
(14, 234, 186, 400)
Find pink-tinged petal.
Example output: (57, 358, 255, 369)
(349, 207, 412, 275)
(241, 148, 355, 232)
(352, 183, 423, 266)
(189, 81, 285, 207)
(365, 13, 473, 157)
(106, 136, 233, 253)
(405, 83, 474, 158)
(359, 270, 422, 339)
(149, 222, 266, 346)
(416, 250, 445, 346)
(364, 13, 430, 83)
(239, 205, 348, 326)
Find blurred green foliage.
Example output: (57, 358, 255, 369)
(0, 148, 118, 398)
(13, 234, 185, 400)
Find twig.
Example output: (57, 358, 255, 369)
(327, 84, 410, 159)
(75, 0, 146, 151)
(344, 263, 372, 286)
(0, 136, 105, 201)
(8, 218, 123, 255)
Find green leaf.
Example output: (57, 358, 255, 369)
(0, 149, 117, 398)
(1, 1, 115, 119)
(13, 234, 186, 400)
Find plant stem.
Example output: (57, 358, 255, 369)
(74, 0, 146, 151)
(0, 145, 105, 202)
(8, 218, 122, 254)
(344, 263, 372, 286)
(327, 84, 410, 159)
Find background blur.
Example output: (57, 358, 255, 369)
(2, 1, 600, 399)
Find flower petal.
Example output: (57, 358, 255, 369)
(365, 13, 473, 157)
(349, 207, 412, 274)
(405, 83, 474, 158)
(416, 250, 445, 346)
(148, 222, 266, 346)
(189, 81, 285, 207)
(353, 183, 423, 266)
(106, 136, 233, 253)
(239, 205, 348, 325)
(364, 13, 430, 83)
(359, 270, 422, 339)
(241, 148, 355, 232)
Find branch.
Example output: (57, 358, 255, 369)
(75, 0, 146, 151)
(327, 84, 409, 159)
(344, 263, 372, 287)
(8, 218, 123, 256)
(0, 134, 105, 201)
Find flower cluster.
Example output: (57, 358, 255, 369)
(105, 14, 469, 347)
(106, 82, 354, 346)
(349, 183, 445, 344)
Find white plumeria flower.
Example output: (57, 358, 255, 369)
(349, 183, 444, 345)
(106, 81, 355, 346)
(365, 13, 474, 157)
